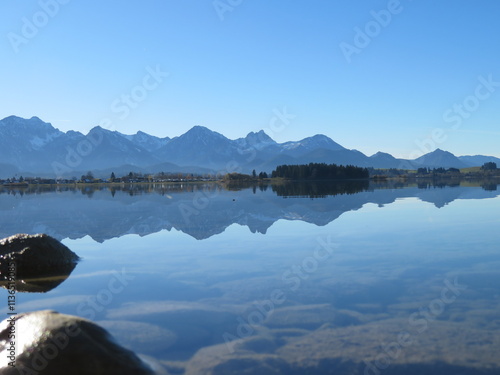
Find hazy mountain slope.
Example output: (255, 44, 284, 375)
(412, 149, 469, 169)
(123, 131, 170, 152)
(459, 155, 500, 167)
(0, 116, 496, 178)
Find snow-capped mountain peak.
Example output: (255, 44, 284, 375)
(280, 134, 345, 156)
(122, 130, 170, 152)
(0, 115, 496, 178)
(235, 130, 277, 150)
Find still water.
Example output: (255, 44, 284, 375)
(1, 181, 500, 374)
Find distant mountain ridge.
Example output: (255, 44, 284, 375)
(123, 131, 170, 152)
(0, 115, 498, 178)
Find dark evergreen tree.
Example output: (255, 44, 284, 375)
(481, 162, 497, 170)
(271, 163, 368, 180)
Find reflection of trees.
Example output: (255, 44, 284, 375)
(221, 181, 272, 192)
(272, 180, 370, 198)
(0, 180, 498, 197)
(81, 187, 95, 198)
(482, 183, 498, 191)
(417, 181, 461, 189)
(0, 183, 224, 197)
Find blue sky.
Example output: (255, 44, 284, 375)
(1, 0, 499, 158)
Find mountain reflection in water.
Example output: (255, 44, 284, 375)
(0, 180, 498, 242)
(2, 181, 500, 374)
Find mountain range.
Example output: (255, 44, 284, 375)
(0, 115, 498, 178)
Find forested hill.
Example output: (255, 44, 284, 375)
(271, 163, 369, 180)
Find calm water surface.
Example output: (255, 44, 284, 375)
(1, 181, 499, 374)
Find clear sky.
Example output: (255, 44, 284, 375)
(1, 1, 499, 158)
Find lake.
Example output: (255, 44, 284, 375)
(1, 180, 500, 374)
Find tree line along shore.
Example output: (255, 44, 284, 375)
(1, 162, 498, 186)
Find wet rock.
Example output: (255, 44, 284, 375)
(0, 233, 79, 293)
(0, 310, 155, 375)
(0, 233, 79, 268)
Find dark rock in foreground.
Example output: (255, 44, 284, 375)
(0, 233, 79, 269)
(0, 233, 79, 292)
(0, 310, 156, 375)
